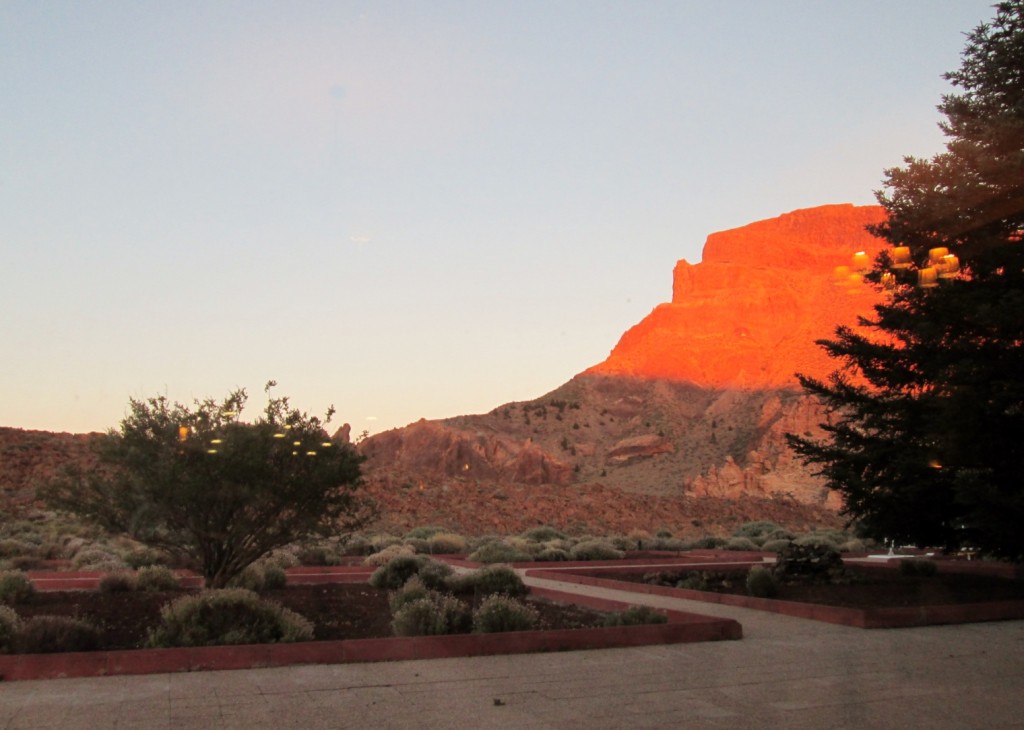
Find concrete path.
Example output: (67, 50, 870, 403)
(2, 575, 1023, 729)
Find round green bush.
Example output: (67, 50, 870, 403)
(724, 537, 760, 551)
(147, 589, 314, 648)
(536, 548, 570, 562)
(472, 595, 539, 633)
(693, 536, 728, 550)
(0, 571, 36, 605)
(467, 540, 531, 564)
(520, 526, 567, 542)
(428, 533, 466, 554)
(761, 539, 793, 553)
(568, 541, 624, 561)
(123, 547, 166, 569)
(602, 605, 668, 627)
(136, 565, 181, 592)
(369, 555, 453, 590)
(900, 558, 939, 577)
(0, 605, 21, 653)
(17, 615, 101, 654)
(404, 526, 447, 540)
(745, 566, 780, 598)
(388, 576, 431, 613)
(99, 571, 138, 593)
(262, 565, 288, 590)
(391, 593, 471, 637)
(451, 565, 528, 599)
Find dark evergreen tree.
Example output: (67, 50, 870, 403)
(44, 382, 374, 586)
(788, 2, 1024, 561)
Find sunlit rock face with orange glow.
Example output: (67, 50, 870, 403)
(353, 204, 892, 534)
(586, 204, 887, 388)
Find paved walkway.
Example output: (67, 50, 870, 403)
(2, 575, 1023, 729)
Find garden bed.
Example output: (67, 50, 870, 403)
(0, 576, 741, 681)
(527, 561, 1024, 629)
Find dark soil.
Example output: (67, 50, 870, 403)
(631, 566, 1024, 609)
(9, 584, 610, 652)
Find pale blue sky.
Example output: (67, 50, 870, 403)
(0, 1, 994, 435)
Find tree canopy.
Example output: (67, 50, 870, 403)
(44, 382, 375, 586)
(788, 2, 1024, 561)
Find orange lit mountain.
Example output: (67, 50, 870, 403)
(586, 203, 887, 387)
(358, 204, 888, 536)
(2, 205, 888, 538)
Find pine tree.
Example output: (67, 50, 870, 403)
(787, 2, 1024, 561)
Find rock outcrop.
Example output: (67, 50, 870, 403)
(585, 204, 887, 387)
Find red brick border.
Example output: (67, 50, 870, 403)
(0, 581, 740, 682)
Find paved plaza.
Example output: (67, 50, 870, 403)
(2, 577, 1022, 729)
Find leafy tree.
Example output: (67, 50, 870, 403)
(788, 2, 1024, 561)
(44, 382, 375, 586)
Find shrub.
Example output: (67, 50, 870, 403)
(71, 547, 125, 570)
(900, 558, 939, 577)
(602, 605, 668, 627)
(369, 555, 453, 590)
(404, 526, 447, 540)
(262, 565, 288, 590)
(416, 558, 455, 590)
(536, 548, 570, 562)
(123, 547, 166, 569)
(17, 615, 101, 653)
(391, 593, 471, 636)
(296, 545, 337, 566)
(136, 565, 181, 592)
(693, 536, 727, 549)
(472, 595, 539, 633)
(569, 541, 624, 561)
(8, 556, 48, 571)
(761, 538, 793, 553)
(775, 542, 843, 581)
(428, 532, 466, 554)
(388, 575, 431, 613)
(839, 539, 867, 553)
(0, 539, 35, 559)
(363, 543, 416, 567)
(0, 605, 20, 653)
(230, 564, 269, 592)
(676, 573, 709, 591)
(147, 589, 313, 647)
(0, 571, 36, 605)
(795, 534, 840, 550)
(520, 526, 566, 542)
(99, 571, 138, 593)
(745, 566, 780, 598)
(656, 538, 691, 552)
(403, 538, 431, 554)
(467, 540, 531, 564)
(724, 537, 760, 551)
(449, 565, 528, 599)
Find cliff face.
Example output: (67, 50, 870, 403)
(358, 204, 889, 531)
(586, 204, 887, 387)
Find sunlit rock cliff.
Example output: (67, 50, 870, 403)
(358, 204, 889, 534)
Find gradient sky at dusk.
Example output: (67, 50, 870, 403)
(1, 1, 995, 435)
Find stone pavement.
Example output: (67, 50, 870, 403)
(1, 575, 1023, 729)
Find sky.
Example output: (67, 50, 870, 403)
(0, 0, 997, 436)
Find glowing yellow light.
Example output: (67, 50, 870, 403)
(833, 265, 851, 284)
(918, 267, 939, 288)
(207, 449, 218, 454)
(928, 459, 943, 469)
(222, 411, 237, 418)
(321, 441, 333, 447)
(891, 246, 912, 269)
(178, 426, 189, 442)
(881, 272, 896, 289)
(210, 438, 223, 444)
(939, 254, 960, 278)
(306, 451, 317, 456)
(292, 451, 298, 456)
(928, 246, 950, 264)
(293, 440, 301, 446)
(852, 251, 870, 272)
(273, 433, 286, 438)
